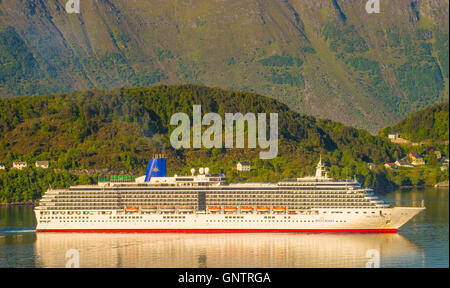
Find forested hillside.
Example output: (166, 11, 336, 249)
(0, 85, 404, 203)
(380, 102, 449, 142)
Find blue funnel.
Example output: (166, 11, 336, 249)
(144, 157, 167, 182)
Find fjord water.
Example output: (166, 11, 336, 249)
(0, 188, 448, 268)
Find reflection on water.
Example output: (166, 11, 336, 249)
(33, 232, 422, 268)
(0, 187, 448, 268)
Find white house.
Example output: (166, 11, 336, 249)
(13, 162, 27, 170)
(395, 159, 413, 168)
(237, 162, 251, 172)
(35, 161, 49, 169)
(388, 133, 399, 140)
(0, 163, 6, 170)
(443, 158, 449, 167)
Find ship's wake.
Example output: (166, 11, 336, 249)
(0, 227, 36, 235)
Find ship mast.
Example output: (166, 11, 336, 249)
(315, 156, 328, 179)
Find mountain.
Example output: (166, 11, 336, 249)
(380, 101, 449, 143)
(0, 0, 448, 133)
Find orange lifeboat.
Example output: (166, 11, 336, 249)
(208, 206, 221, 212)
(208, 206, 221, 210)
(240, 206, 254, 211)
(125, 206, 139, 212)
(273, 206, 286, 211)
(273, 206, 286, 214)
(224, 206, 237, 212)
(256, 206, 270, 211)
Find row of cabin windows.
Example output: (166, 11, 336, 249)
(56, 191, 367, 198)
(41, 219, 187, 223)
(41, 219, 348, 223)
(41, 210, 378, 219)
(205, 219, 347, 223)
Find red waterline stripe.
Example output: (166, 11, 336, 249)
(36, 228, 398, 233)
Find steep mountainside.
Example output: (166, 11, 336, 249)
(0, 0, 448, 132)
(380, 102, 449, 142)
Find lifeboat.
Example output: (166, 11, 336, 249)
(273, 206, 286, 211)
(224, 206, 237, 212)
(256, 206, 270, 212)
(273, 206, 286, 214)
(240, 206, 254, 211)
(208, 206, 221, 212)
(288, 211, 297, 215)
(125, 206, 139, 212)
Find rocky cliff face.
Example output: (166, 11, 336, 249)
(0, 0, 448, 132)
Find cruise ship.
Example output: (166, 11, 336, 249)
(35, 156, 425, 232)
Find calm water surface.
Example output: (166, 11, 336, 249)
(0, 187, 448, 268)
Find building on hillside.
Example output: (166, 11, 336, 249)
(395, 159, 413, 168)
(441, 166, 448, 172)
(13, 162, 27, 170)
(389, 136, 411, 145)
(367, 163, 375, 170)
(408, 152, 425, 166)
(388, 133, 399, 140)
(384, 163, 398, 170)
(237, 162, 251, 172)
(0, 163, 6, 170)
(35, 161, 49, 169)
(434, 150, 442, 160)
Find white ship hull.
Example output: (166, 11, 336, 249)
(34, 157, 425, 233)
(35, 207, 424, 233)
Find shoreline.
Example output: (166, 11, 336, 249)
(400, 184, 446, 188)
(0, 202, 35, 207)
(434, 180, 449, 188)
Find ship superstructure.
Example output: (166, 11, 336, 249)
(35, 156, 424, 232)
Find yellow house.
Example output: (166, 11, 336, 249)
(409, 153, 425, 166)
